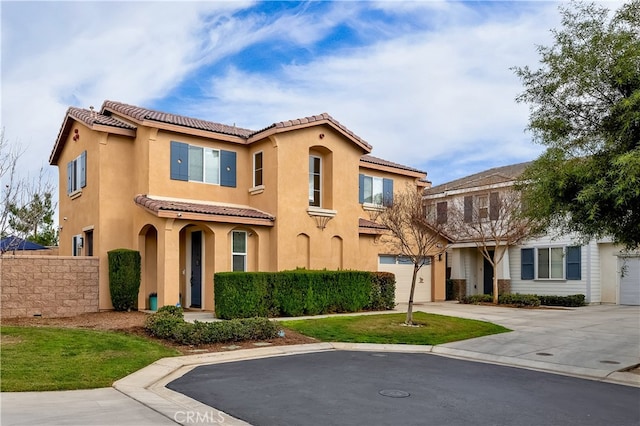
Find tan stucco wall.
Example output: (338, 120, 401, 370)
(54, 116, 444, 310)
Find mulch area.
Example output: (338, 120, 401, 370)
(0, 311, 318, 355)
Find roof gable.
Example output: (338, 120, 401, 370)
(50, 107, 136, 164)
(248, 113, 372, 153)
(424, 161, 532, 196)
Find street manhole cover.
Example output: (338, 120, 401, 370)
(536, 352, 553, 356)
(600, 360, 621, 364)
(379, 389, 410, 398)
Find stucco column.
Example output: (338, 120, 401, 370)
(499, 248, 511, 280)
(431, 255, 446, 301)
(157, 220, 181, 308)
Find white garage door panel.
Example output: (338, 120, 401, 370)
(620, 257, 640, 306)
(378, 258, 431, 304)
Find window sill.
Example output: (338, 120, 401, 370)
(249, 185, 265, 195)
(69, 189, 82, 200)
(307, 207, 337, 218)
(362, 203, 384, 212)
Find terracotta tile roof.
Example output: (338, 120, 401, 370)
(102, 100, 254, 138)
(252, 113, 373, 151)
(68, 107, 137, 130)
(134, 195, 274, 221)
(424, 161, 532, 195)
(360, 155, 426, 174)
(50, 107, 137, 164)
(359, 218, 387, 230)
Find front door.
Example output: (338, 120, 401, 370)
(190, 231, 202, 308)
(483, 251, 494, 295)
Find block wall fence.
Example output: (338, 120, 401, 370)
(0, 255, 99, 319)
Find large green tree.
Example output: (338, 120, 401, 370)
(8, 192, 58, 246)
(514, 0, 640, 249)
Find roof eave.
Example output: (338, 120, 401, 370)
(248, 119, 372, 153)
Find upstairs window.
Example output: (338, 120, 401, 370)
(359, 174, 393, 207)
(253, 152, 263, 187)
(309, 155, 321, 207)
(170, 141, 236, 187)
(189, 145, 220, 184)
(67, 151, 87, 195)
(464, 192, 499, 222)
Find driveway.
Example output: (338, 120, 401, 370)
(2, 303, 639, 426)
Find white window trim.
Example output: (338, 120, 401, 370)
(231, 230, 247, 272)
(188, 145, 221, 185)
(72, 234, 83, 256)
(535, 246, 566, 280)
(253, 151, 263, 188)
(362, 175, 384, 207)
(309, 155, 322, 207)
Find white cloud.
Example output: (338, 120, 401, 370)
(188, 2, 560, 183)
(1, 0, 563, 190)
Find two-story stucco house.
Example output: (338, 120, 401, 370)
(50, 101, 446, 311)
(424, 162, 639, 305)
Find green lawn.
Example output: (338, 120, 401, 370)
(0, 326, 180, 392)
(280, 312, 510, 345)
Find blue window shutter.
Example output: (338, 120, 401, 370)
(67, 161, 73, 194)
(220, 150, 237, 187)
(382, 178, 393, 206)
(170, 141, 188, 181)
(80, 151, 87, 188)
(521, 248, 534, 280)
(566, 246, 581, 280)
(358, 174, 365, 204)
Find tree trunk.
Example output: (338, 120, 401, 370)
(493, 270, 499, 304)
(405, 264, 420, 325)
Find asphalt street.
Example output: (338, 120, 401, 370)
(167, 350, 640, 426)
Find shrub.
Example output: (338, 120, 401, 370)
(498, 293, 541, 307)
(215, 270, 391, 319)
(144, 311, 185, 339)
(366, 272, 396, 310)
(144, 312, 280, 345)
(459, 294, 492, 304)
(538, 294, 586, 307)
(108, 249, 141, 311)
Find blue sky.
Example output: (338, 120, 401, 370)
(2, 1, 588, 188)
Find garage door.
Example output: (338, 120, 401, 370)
(619, 256, 640, 306)
(378, 255, 431, 304)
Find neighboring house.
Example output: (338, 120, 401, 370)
(423, 162, 639, 305)
(50, 101, 446, 311)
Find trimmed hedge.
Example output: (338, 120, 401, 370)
(459, 293, 586, 308)
(538, 294, 586, 307)
(215, 270, 396, 320)
(144, 306, 280, 345)
(108, 249, 141, 311)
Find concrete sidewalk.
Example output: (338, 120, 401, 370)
(2, 303, 639, 426)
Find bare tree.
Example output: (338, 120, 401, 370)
(446, 190, 535, 304)
(0, 129, 24, 243)
(377, 185, 448, 325)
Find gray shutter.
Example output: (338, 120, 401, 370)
(170, 141, 189, 181)
(220, 150, 237, 187)
(382, 178, 393, 206)
(358, 174, 365, 204)
(566, 246, 581, 280)
(489, 192, 499, 220)
(80, 151, 87, 188)
(437, 201, 448, 224)
(521, 248, 535, 280)
(464, 196, 473, 223)
(67, 161, 73, 194)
